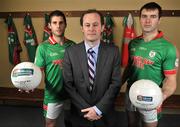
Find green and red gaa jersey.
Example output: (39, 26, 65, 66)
(34, 36, 75, 103)
(127, 31, 178, 87)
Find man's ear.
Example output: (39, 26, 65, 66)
(158, 18, 161, 25)
(48, 23, 51, 29)
(81, 26, 84, 32)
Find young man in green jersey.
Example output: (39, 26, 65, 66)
(34, 10, 74, 127)
(122, 2, 179, 127)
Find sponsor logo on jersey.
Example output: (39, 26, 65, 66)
(130, 48, 136, 52)
(132, 56, 154, 69)
(25, 38, 35, 46)
(139, 47, 147, 50)
(60, 49, 65, 53)
(53, 59, 63, 69)
(50, 53, 59, 57)
(149, 51, 156, 58)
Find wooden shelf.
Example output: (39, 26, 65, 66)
(0, 87, 180, 109)
(0, 10, 180, 18)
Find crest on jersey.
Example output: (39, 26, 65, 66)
(149, 51, 156, 58)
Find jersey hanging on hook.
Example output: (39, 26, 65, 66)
(121, 13, 136, 67)
(23, 13, 38, 62)
(5, 15, 22, 65)
(42, 13, 51, 41)
(102, 13, 114, 44)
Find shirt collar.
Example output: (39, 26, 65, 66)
(84, 41, 100, 55)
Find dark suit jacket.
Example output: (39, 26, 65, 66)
(63, 41, 121, 126)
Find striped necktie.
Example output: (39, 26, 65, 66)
(87, 48, 96, 93)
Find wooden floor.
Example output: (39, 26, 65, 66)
(0, 105, 180, 127)
(0, 87, 180, 127)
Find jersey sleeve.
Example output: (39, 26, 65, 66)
(34, 44, 45, 68)
(163, 45, 178, 75)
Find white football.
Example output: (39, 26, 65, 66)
(11, 62, 42, 91)
(129, 79, 163, 110)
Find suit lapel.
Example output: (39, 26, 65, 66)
(78, 42, 89, 83)
(95, 42, 107, 84)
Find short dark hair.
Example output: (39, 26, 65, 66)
(49, 10, 67, 26)
(80, 9, 104, 26)
(140, 2, 162, 18)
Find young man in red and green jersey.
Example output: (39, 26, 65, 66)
(34, 10, 75, 127)
(122, 2, 179, 127)
(126, 31, 178, 88)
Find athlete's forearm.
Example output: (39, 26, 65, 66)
(162, 74, 177, 101)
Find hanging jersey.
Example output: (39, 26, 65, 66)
(127, 32, 178, 87)
(34, 36, 75, 103)
(24, 29, 38, 62)
(24, 14, 38, 62)
(43, 14, 51, 41)
(5, 15, 22, 65)
(8, 29, 22, 65)
(43, 26, 51, 41)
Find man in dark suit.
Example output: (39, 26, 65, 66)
(63, 9, 121, 127)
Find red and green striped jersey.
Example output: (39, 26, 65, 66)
(127, 31, 178, 87)
(34, 36, 75, 103)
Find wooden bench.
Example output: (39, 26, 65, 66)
(0, 87, 43, 107)
(0, 87, 180, 109)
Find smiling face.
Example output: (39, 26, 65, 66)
(81, 12, 104, 43)
(140, 9, 160, 34)
(48, 16, 66, 37)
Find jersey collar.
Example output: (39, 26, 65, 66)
(48, 36, 67, 45)
(137, 31, 163, 40)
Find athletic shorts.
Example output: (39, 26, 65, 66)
(125, 87, 162, 123)
(43, 102, 64, 119)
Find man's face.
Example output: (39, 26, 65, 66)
(49, 16, 66, 37)
(81, 13, 104, 42)
(140, 9, 160, 34)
